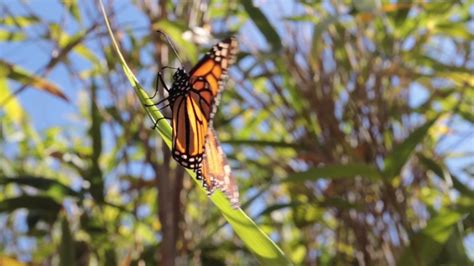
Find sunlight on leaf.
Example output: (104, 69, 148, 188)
(0, 78, 25, 124)
(0, 60, 68, 102)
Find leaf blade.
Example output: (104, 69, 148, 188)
(383, 117, 439, 179)
(284, 163, 383, 182)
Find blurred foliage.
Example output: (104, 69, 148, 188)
(0, 0, 473, 265)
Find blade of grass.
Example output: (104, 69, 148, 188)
(59, 216, 76, 266)
(99, 2, 291, 265)
(0, 59, 68, 102)
(397, 211, 464, 266)
(241, 0, 282, 52)
(383, 116, 439, 179)
(282, 163, 383, 182)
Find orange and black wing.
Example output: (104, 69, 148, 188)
(199, 128, 240, 208)
(188, 36, 239, 123)
(171, 37, 238, 169)
(171, 91, 208, 169)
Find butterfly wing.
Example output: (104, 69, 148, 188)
(189, 36, 239, 123)
(170, 37, 238, 170)
(200, 128, 240, 208)
(171, 91, 207, 169)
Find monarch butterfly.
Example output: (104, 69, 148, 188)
(154, 36, 239, 207)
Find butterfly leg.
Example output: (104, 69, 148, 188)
(151, 116, 171, 129)
(149, 70, 169, 100)
(145, 69, 177, 108)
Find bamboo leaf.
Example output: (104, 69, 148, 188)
(383, 117, 439, 179)
(417, 154, 445, 178)
(63, 0, 81, 22)
(0, 60, 68, 102)
(224, 139, 301, 149)
(283, 163, 382, 182)
(87, 81, 104, 203)
(309, 15, 340, 69)
(59, 216, 76, 266)
(241, 0, 282, 52)
(0, 16, 40, 27)
(452, 175, 474, 198)
(0, 176, 80, 198)
(256, 202, 303, 218)
(0, 30, 26, 41)
(0, 195, 62, 214)
(48, 24, 100, 66)
(397, 211, 464, 266)
(0, 78, 26, 124)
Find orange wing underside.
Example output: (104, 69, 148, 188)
(201, 129, 240, 208)
(172, 95, 208, 157)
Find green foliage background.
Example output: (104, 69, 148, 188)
(0, 1, 473, 265)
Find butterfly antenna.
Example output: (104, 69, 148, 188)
(156, 30, 183, 65)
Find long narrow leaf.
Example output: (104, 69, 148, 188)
(0, 176, 80, 198)
(397, 211, 463, 266)
(0, 60, 68, 102)
(99, 2, 291, 265)
(87, 81, 104, 203)
(0, 195, 61, 214)
(383, 117, 439, 179)
(59, 216, 76, 266)
(283, 163, 382, 182)
(241, 0, 282, 52)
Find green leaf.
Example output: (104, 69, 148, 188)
(224, 139, 301, 149)
(383, 117, 439, 179)
(59, 216, 76, 266)
(256, 202, 303, 218)
(434, 229, 472, 266)
(458, 109, 474, 123)
(104, 247, 117, 266)
(0, 30, 26, 41)
(397, 211, 463, 266)
(0, 60, 69, 102)
(0, 176, 80, 198)
(48, 24, 101, 66)
(417, 154, 445, 178)
(0, 16, 40, 27)
(63, 0, 81, 22)
(99, 2, 292, 265)
(283, 163, 382, 182)
(0, 195, 61, 214)
(241, 0, 282, 52)
(310, 15, 340, 68)
(87, 81, 104, 203)
(0, 78, 26, 124)
(452, 175, 474, 198)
